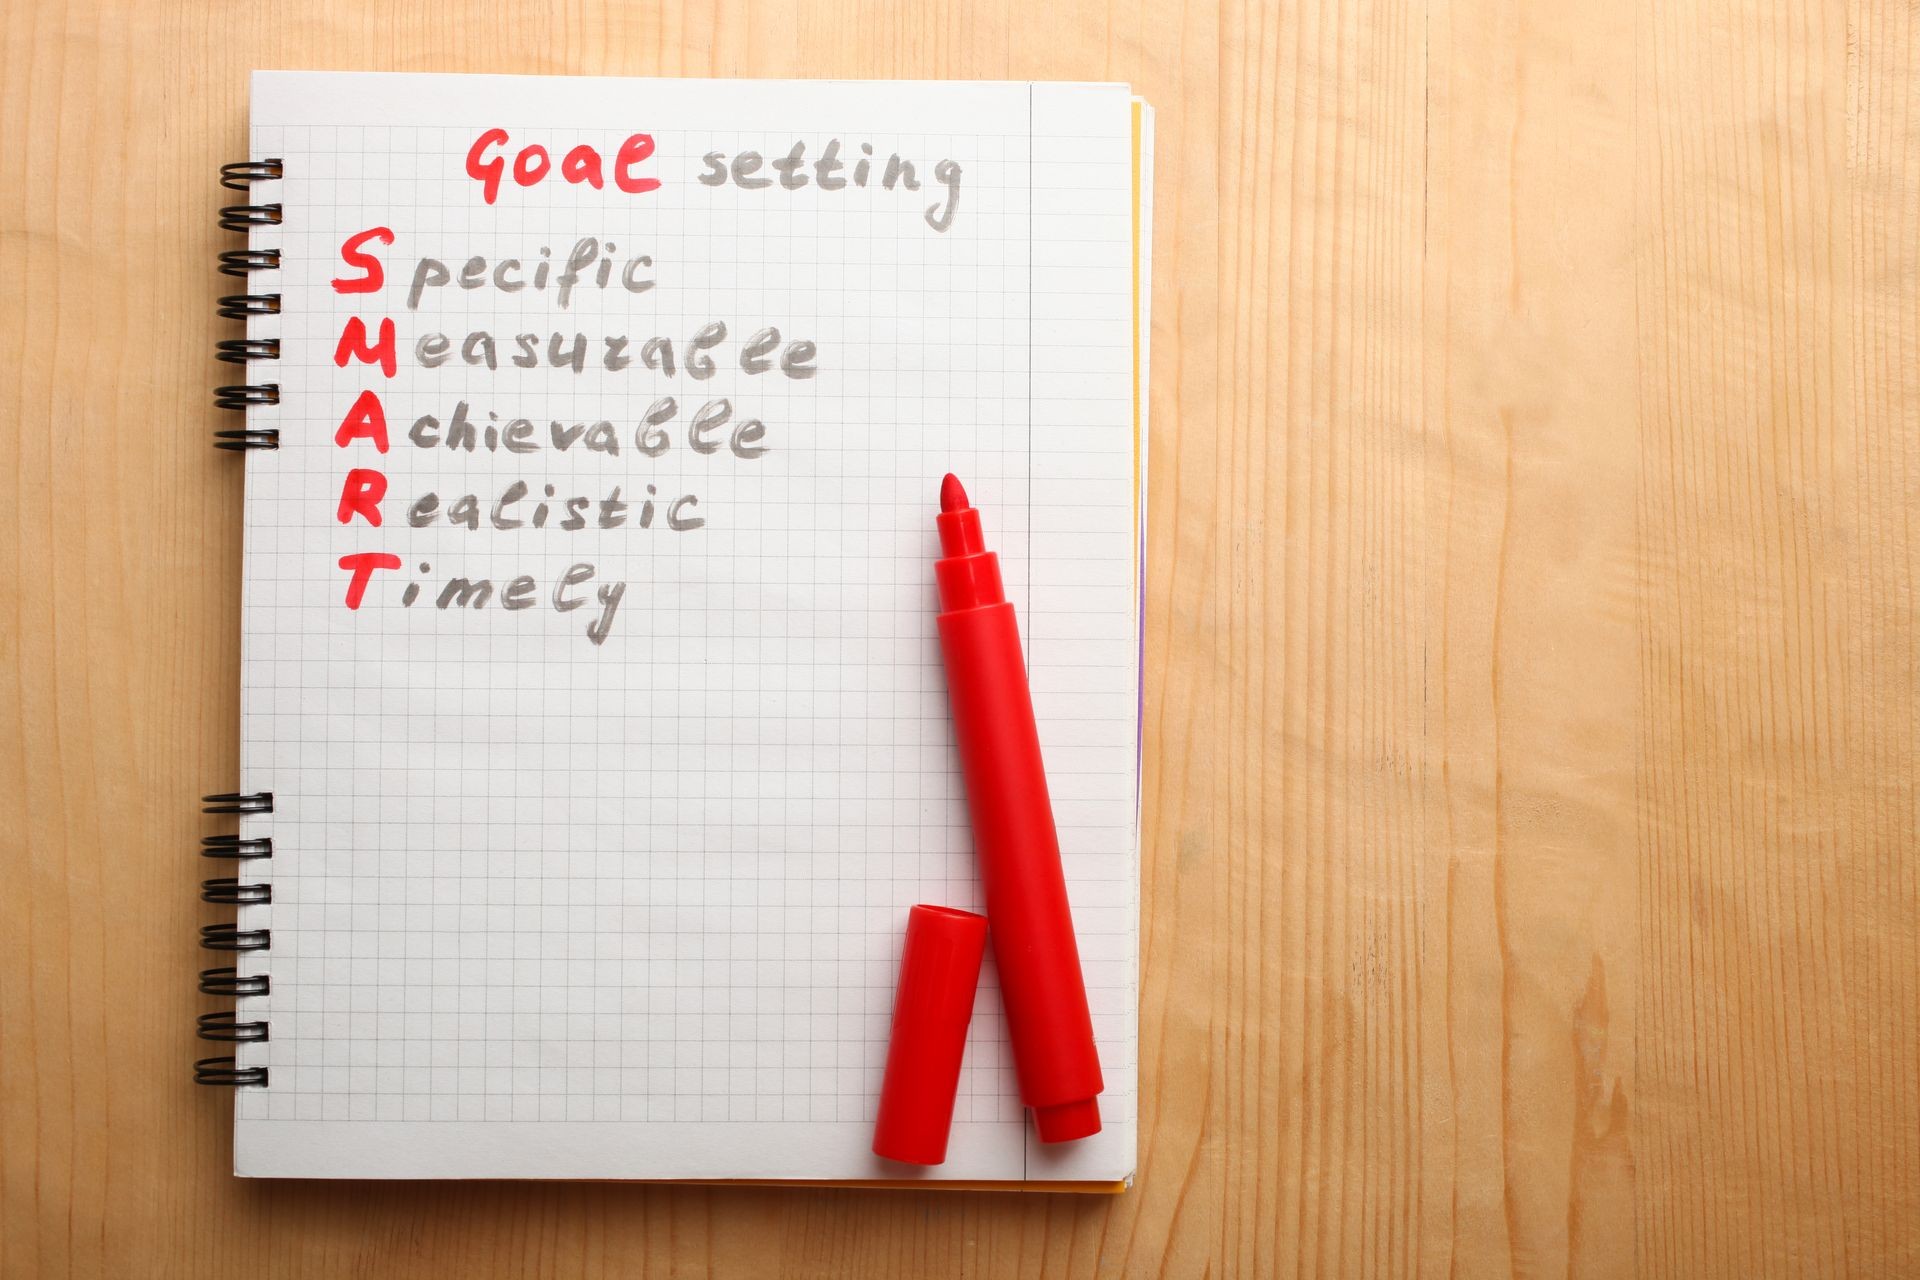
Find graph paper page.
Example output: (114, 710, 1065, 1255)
(229, 72, 1141, 1183)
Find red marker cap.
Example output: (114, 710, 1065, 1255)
(872, 904, 989, 1166)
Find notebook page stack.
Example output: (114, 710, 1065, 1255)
(219, 72, 1151, 1187)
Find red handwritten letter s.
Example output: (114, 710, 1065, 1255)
(331, 227, 395, 294)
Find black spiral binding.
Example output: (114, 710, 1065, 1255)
(203, 791, 273, 814)
(216, 339, 280, 364)
(220, 159, 284, 189)
(215, 158, 282, 452)
(218, 204, 283, 231)
(202, 834, 272, 859)
(195, 1059, 269, 1086)
(196, 789, 273, 1087)
(202, 879, 274, 905)
(200, 158, 285, 1079)
(219, 248, 281, 277)
(217, 294, 281, 319)
(200, 968, 271, 997)
(198, 1012, 270, 1042)
(214, 383, 280, 410)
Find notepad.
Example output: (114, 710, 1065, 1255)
(213, 71, 1151, 1186)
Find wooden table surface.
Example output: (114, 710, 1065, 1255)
(4, 0, 1917, 1274)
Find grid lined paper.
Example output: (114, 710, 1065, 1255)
(230, 73, 1145, 1183)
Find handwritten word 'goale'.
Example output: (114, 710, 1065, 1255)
(414, 322, 817, 378)
(465, 129, 659, 205)
(409, 398, 769, 460)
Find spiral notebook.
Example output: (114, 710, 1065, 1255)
(201, 71, 1152, 1188)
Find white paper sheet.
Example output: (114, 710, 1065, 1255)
(228, 71, 1146, 1183)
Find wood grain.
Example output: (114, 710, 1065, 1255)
(3, 0, 1916, 1274)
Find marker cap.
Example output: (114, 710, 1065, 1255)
(872, 904, 989, 1166)
(1033, 1096, 1102, 1143)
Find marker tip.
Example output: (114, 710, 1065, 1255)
(940, 473, 968, 513)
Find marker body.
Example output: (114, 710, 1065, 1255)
(934, 479, 1103, 1142)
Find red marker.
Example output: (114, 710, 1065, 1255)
(934, 473, 1103, 1142)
